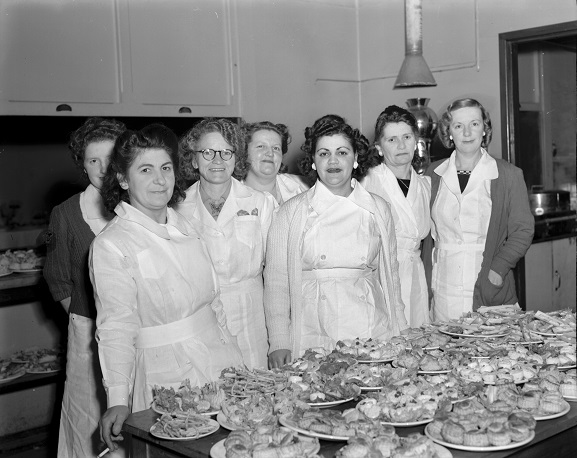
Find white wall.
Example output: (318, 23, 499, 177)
(237, 0, 577, 169)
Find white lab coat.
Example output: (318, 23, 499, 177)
(175, 178, 275, 369)
(298, 181, 391, 353)
(91, 202, 243, 412)
(362, 165, 431, 327)
(276, 173, 309, 203)
(430, 150, 498, 321)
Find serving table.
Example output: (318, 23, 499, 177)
(122, 401, 577, 458)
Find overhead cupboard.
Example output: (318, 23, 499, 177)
(0, 0, 240, 117)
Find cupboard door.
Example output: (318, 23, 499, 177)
(524, 241, 553, 312)
(0, 0, 120, 105)
(552, 236, 576, 311)
(126, 0, 233, 106)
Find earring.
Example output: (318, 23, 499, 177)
(120, 183, 128, 190)
(449, 135, 453, 141)
(353, 161, 358, 169)
(376, 146, 383, 157)
(483, 132, 486, 136)
(311, 163, 316, 171)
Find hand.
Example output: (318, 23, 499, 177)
(488, 269, 503, 287)
(100, 405, 129, 452)
(268, 349, 291, 369)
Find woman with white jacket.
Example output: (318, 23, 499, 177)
(362, 105, 431, 327)
(176, 119, 275, 369)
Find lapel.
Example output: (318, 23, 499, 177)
(384, 165, 418, 229)
(435, 152, 462, 201)
(462, 149, 499, 197)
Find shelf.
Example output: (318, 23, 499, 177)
(0, 371, 64, 395)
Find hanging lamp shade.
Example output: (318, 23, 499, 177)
(394, 0, 436, 87)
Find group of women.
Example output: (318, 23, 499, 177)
(43, 98, 534, 456)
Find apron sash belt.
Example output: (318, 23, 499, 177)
(135, 305, 216, 349)
(436, 242, 485, 252)
(302, 268, 373, 280)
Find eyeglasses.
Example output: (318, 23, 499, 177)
(194, 148, 235, 161)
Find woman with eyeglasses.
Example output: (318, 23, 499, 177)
(176, 118, 275, 369)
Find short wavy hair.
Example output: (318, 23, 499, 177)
(298, 116, 377, 181)
(240, 121, 291, 179)
(68, 117, 126, 171)
(437, 98, 493, 149)
(179, 118, 246, 183)
(101, 124, 186, 213)
(371, 105, 419, 166)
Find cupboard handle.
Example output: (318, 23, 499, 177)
(554, 270, 561, 291)
(56, 104, 72, 112)
(178, 107, 192, 114)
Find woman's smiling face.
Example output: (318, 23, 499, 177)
(192, 131, 236, 185)
(314, 134, 357, 196)
(449, 106, 485, 156)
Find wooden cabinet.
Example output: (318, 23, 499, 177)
(0, 0, 239, 117)
(525, 236, 576, 312)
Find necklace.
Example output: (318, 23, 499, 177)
(200, 183, 230, 219)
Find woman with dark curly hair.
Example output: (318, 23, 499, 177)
(241, 121, 309, 204)
(361, 105, 431, 327)
(43, 117, 125, 458)
(176, 118, 274, 370)
(264, 116, 407, 368)
(423, 98, 533, 320)
(90, 124, 243, 453)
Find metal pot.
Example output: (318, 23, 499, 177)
(529, 186, 571, 216)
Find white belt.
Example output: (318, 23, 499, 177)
(135, 305, 216, 349)
(436, 241, 485, 252)
(220, 276, 263, 295)
(302, 268, 374, 280)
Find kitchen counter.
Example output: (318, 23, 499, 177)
(123, 401, 577, 458)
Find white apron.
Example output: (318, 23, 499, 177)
(132, 305, 242, 412)
(298, 182, 389, 356)
(362, 165, 431, 327)
(430, 151, 497, 321)
(175, 179, 273, 369)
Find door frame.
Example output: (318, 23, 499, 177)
(498, 21, 577, 309)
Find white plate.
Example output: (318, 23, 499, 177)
(0, 271, 13, 278)
(451, 396, 475, 404)
(26, 368, 61, 374)
(460, 376, 531, 385)
(424, 423, 535, 451)
(558, 364, 576, 371)
(405, 346, 440, 351)
(0, 370, 26, 383)
(216, 411, 269, 431)
(278, 414, 349, 441)
(529, 329, 573, 337)
(418, 369, 452, 375)
(532, 402, 570, 420)
(381, 417, 433, 427)
(564, 394, 577, 402)
(359, 386, 384, 392)
(356, 357, 395, 364)
(149, 417, 219, 441)
(432, 443, 453, 458)
(439, 329, 510, 339)
(151, 401, 218, 417)
(11, 268, 43, 273)
(209, 436, 321, 458)
(307, 397, 354, 408)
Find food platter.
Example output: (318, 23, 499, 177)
(26, 368, 61, 375)
(356, 358, 394, 364)
(11, 268, 43, 273)
(307, 397, 354, 408)
(563, 395, 577, 403)
(278, 415, 349, 441)
(0, 271, 13, 278)
(209, 436, 321, 458)
(439, 329, 510, 339)
(151, 401, 218, 417)
(460, 376, 532, 385)
(405, 346, 440, 352)
(216, 412, 243, 431)
(381, 418, 433, 427)
(149, 416, 219, 441)
(558, 364, 577, 371)
(532, 403, 570, 421)
(529, 329, 573, 337)
(424, 424, 535, 452)
(418, 369, 452, 375)
(359, 386, 384, 392)
(0, 370, 26, 383)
